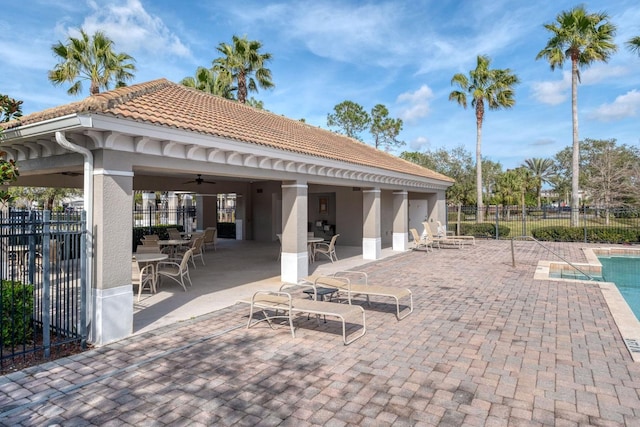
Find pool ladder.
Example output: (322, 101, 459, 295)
(510, 235, 596, 281)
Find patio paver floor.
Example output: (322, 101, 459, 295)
(1, 239, 639, 426)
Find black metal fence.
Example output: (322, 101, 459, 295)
(0, 210, 87, 369)
(447, 205, 640, 242)
(133, 206, 197, 234)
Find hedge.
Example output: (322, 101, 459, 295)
(132, 225, 184, 251)
(1, 280, 34, 347)
(532, 226, 640, 243)
(459, 222, 511, 238)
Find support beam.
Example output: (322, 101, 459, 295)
(362, 188, 381, 260)
(392, 191, 409, 251)
(92, 168, 134, 345)
(281, 181, 308, 283)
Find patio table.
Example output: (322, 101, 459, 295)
(308, 237, 324, 263)
(157, 239, 190, 258)
(133, 252, 168, 292)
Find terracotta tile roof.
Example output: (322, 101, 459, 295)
(2, 79, 453, 183)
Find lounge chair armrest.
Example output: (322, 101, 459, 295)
(280, 281, 319, 299)
(139, 264, 154, 274)
(156, 261, 179, 269)
(333, 270, 368, 285)
(251, 290, 293, 310)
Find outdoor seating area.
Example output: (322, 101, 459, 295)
(3, 239, 640, 426)
(309, 270, 413, 320)
(245, 282, 366, 345)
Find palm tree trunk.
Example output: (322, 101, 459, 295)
(570, 58, 580, 226)
(237, 71, 247, 103)
(476, 106, 484, 223)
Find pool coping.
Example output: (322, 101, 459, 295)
(535, 247, 640, 362)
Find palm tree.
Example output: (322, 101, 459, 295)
(523, 158, 555, 208)
(536, 6, 617, 226)
(213, 35, 273, 104)
(627, 36, 640, 56)
(180, 66, 235, 99)
(49, 29, 136, 96)
(449, 55, 519, 223)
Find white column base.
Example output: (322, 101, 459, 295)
(281, 251, 309, 284)
(362, 237, 381, 260)
(91, 285, 133, 345)
(392, 232, 409, 251)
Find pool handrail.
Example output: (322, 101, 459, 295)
(510, 235, 596, 281)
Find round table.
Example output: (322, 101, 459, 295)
(307, 237, 325, 262)
(157, 239, 191, 258)
(133, 253, 168, 291)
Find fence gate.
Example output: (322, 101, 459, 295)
(0, 210, 87, 369)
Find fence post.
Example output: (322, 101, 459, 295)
(583, 203, 587, 243)
(495, 205, 499, 240)
(80, 211, 87, 348)
(42, 211, 51, 358)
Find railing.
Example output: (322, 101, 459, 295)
(0, 210, 87, 369)
(447, 205, 640, 242)
(132, 206, 196, 234)
(510, 235, 596, 281)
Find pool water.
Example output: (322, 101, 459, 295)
(599, 256, 640, 321)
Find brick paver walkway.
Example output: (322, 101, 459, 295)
(1, 240, 639, 426)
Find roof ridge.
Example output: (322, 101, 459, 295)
(78, 78, 173, 112)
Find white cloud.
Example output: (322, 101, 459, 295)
(78, 0, 191, 58)
(409, 136, 430, 152)
(588, 90, 640, 122)
(396, 85, 434, 123)
(532, 65, 631, 106)
(581, 66, 629, 85)
(531, 71, 571, 105)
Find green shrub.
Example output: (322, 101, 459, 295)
(532, 226, 640, 243)
(1, 280, 35, 347)
(460, 222, 510, 238)
(132, 225, 184, 251)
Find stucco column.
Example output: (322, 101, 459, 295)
(281, 181, 308, 283)
(92, 168, 134, 345)
(392, 191, 409, 251)
(167, 191, 178, 225)
(362, 188, 381, 260)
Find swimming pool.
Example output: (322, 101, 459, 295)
(599, 256, 640, 321)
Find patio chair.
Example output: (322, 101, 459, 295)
(132, 259, 155, 301)
(156, 248, 193, 291)
(142, 234, 159, 241)
(167, 227, 182, 240)
(32, 239, 63, 275)
(409, 228, 433, 252)
(245, 282, 366, 345)
(203, 227, 217, 251)
(307, 271, 413, 320)
(135, 244, 161, 254)
(422, 222, 462, 249)
(436, 221, 475, 245)
(314, 234, 340, 263)
(276, 233, 282, 260)
(189, 236, 205, 267)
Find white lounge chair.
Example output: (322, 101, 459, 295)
(245, 283, 366, 345)
(307, 271, 413, 320)
(409, 228, 433, 252)
(436, 221, 475, 245)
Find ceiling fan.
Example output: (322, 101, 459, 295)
(184, 174, 216, 185)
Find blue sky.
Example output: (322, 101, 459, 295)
(1, 0, 639, 169)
